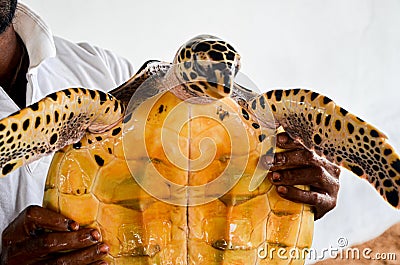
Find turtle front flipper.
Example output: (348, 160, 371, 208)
(251, 89, 400, 208)
(0, 88, 124, 177)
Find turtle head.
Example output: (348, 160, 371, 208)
(173, 35, 241, 99)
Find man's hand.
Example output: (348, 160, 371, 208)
(262, 132, 340, 220)
(1, 205, 109, 265)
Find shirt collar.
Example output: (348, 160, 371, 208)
(13, 2, 56, 70)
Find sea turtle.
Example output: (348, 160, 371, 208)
(0, 35, 399, 265)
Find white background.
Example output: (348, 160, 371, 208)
(22, 0, 400, 263)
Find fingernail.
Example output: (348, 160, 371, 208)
(272, 172, 281, 182)
(262, 154, 274, 165)
(277, 186, 288, 194)
(278, 134, 289, 145)
(274, 153, 286, 165)
(99, 243, 110, 254)
(90, 229, 101, 241)
(68, 220, 79, 231)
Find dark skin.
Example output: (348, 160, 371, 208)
(0, 11, 340, 265)
(267, 132, 340, 220)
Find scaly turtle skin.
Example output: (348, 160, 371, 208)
(0, 35, 399, 264)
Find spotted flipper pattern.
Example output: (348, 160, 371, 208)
(250, 89, 400, 208)
(0, 88, 124, 177)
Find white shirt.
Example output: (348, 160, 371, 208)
(0, 2, 134, 236)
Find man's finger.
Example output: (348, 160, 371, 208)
(276, 185, 335, 206)
(31, 243, 109, 265)
(270, 148, 340, 176)
(268, 167, 339, 193)
(10, 228, 101, 258)
(275, 132, 304, 149)
(23, 205, 79, 233)
(276, 186, 336, 220)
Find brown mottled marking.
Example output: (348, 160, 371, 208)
(250, 89, 400, 208)
(0, 88, 124, 177)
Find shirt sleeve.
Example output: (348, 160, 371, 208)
(77, 42, 136, 90)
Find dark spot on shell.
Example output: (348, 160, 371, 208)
(383, 179, 392, 187)
(30, 102, 39, 111)
(310, 92, 319, 101)
(316, 113, 322, 125)
(193, 42, 211, 53)
(50, 134, 58, 145)
(384, 149, 393, 156)
(252, 123, 260, 129)
(226, 51, 235, 60)
(0, 124, 5, 131)
(112, 127, 121, 136)
(251, 100, 257, 110)
(73, 142, 82, 149)
(89, 90, 96, 99)
(64, 89, 71, 98)
(213, 43, 227, 52)
(94, 155, 105, 166)
(190, 72, 197, 79)
(293, 89, 300, 95)
(386, 190, 399, 207)
(95, 136, 103, 141)
(370, 129, 379, 138)
(241, 109, 249, 120)
(185, 49, 191, 59)
(35, 117, 41, 129)
(347, 123, 354, 134)
(48, 92, 58, 101)
(259, 96, 266, 109)
(314, 134, 322, 145)
(182, 72, 189, 82)
(258, 134, 266, 142)
(335, 120, 341, 131)
(323, 96, 332, 104)
(11, 123, 18, 132)
(391, 159, 400, 174)
(2, 163, 16, 175)
(99, 92, 107, 105)
(158, 105, 164, 114)
(208, 50, 224, 61)
(349, 165, 364, 176)
(123, 113, 133, 124)
(189, 84, 203, 93)
(184, 61, 191, 69)
(274, 90, 283, 101)
(324, 115, 331, 126)
(54, 111, 59, 123)
(339, 107, 348, 116)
